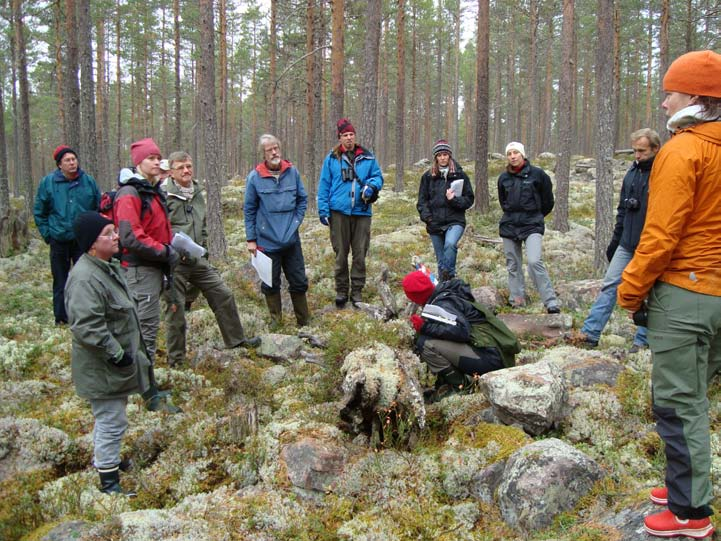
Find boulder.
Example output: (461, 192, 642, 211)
(281, 437, 346, 492)
(471, 285, 504, 309)
(574, 158, 597, 172)
(497, 438, 604, 531)
(339, 344, 426, 438)
(547, 346, 624, 389)
(490, 152, 505, 160)
(470, 460, 506, 504)
(257, 334, 304, 361)
(537, 152, 556, 160)
(40, 520, 92, 541)
(480, 361, 565, 435)
(596, 500, 662, 540)
(497, 312, 572, 339)
(414, 158, 431, 168)
(555, 279, 603, 311)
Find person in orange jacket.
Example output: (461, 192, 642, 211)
(617, 50, 721, 539)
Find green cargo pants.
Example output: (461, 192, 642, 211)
(648, 281, 721, 519)
(165, 257, 246, 365)
(329, 211, 371, 300)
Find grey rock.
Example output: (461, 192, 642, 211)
(262, 365, 288, 387)
(257, 333, 304, 361)
(575, 158, 597, 172)
(551, 347, 624, 389)
(497, 312, 572, 339)
(280, 437, 346, 492)
(537, 152, 556, 160)
(597, 500, 661, 540)
(586, 167, 597, 179)
(414, 158, 431, 168)
(471, 285, 504, 309)
(40, 520, 91, 541)
(555, 279, 603, 311)
(497, 438, 604, 531)
(470, 460, 506, 503)
(480, 361, 565, 435)
(490, 152, 505, 160)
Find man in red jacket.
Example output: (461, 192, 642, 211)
(114, 137, 180, 412)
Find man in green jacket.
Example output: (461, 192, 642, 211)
(33, 145, 100, 324)
(163, 151, 259, 366)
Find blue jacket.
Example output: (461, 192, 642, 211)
(317, 145, 384, 217)
(245, 160, 308, 252)
(33, 168, 101, 243)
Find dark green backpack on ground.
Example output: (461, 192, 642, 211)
(469, 302, 520, 367)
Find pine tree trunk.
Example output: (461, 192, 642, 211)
(269, 0, 278, 133)
(528, 0, 538, 157)
(12, 0, 34, 210)
(394, 0, 405, 192)
(173, 0, 182, 150)
(64, 0, 81, 152)
(95, 17, 110, 190)
(0, 68, 9, 218)
(115, 0, 122, 170)
(330, 0, 344, 133)
(359, 0, 381, 149)
(595, 0, 616, 271)
(77, 0, 97, 177)
(657, 0, 670, 140)
(473, 0, 490, 213)
(198, 0, 227, 259)
(552, 0, 574, 233)
(53, 0, 67, 142)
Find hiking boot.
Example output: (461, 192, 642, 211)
(290, 292, 311, 326)
(239, 336, 261, 348)
(350, 291, 362, 306)
(578, 334, 599, 349)
(547, 305, 561, 314)
(145, 394, 182, 414)
(335, 294, 348, 308)
(644, 509, 714, 539)
(650, 487, 668, 505)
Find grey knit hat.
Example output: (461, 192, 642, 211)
(432, 139, 453, 157)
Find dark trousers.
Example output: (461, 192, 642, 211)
(52, 239, 82, 323)
(329, 211, 371, 297)
(261, 240, 309, 296)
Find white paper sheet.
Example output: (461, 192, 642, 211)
(252, 250, 273, 287)
(171, 231, 206, 258)
(450, 179, 464, 198)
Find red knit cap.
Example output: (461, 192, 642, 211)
(337, 118, 356, 138)
(53, 145, 77, 165)
(402, 271, 435, 305)
(663, 50, 721, 98)
(130, 138, 162, 165)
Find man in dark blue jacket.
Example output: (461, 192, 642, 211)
(245, 134, 310, 327)
(34, 145, 100, 324)
(318, 118, 384, 307)
(581, 128, 660, 350)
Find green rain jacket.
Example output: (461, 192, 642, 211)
(65, 254, 150, 400)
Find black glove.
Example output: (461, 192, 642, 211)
(633, 302, 649, 327)
(606, 239, 619, 262)
(113, 351, 134, 367)
(166, 245, 181, 268)
(177, 247, 195, 265)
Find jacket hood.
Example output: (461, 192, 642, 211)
(255, 159, 293, 178)
(680, 121, 721, 145)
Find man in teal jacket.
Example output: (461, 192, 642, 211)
(317, 118, 383, 307)
(33, 145, 100, 324)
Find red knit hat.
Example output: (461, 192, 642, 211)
(337, 118, 356, 138)
(53, 145, 77, 165)
(402, 271, 435, 305)
(663, 50, 721, 98)
(130, 138, 162, 165)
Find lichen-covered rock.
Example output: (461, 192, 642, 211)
(470, 460, 506, 503)
(471, 285, 504, 309)
(0, 417, 73, 481)
(257, 333, 304, 361)
(87, 508, 212, 541)
(38, 520, 92, 541)
(280, 436, 346, 492)
(596, 500, 661, 540)
(541, 346, 624, 389)
(497, 312, 572, 339)
(497, 438, 604, 531)
(339, 344, 426, 436)
(555, 278, 603, 311)
(39, 470, 132, 521)
(480, 362, 565, 435)
(561, 388, 622, 448)
(0, 380, 57, 415)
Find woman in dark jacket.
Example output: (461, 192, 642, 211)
(497, 141, 560, 313)
(65, 211, 152, 496)
(417, 139, 474, 280)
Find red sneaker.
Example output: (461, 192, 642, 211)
(644, 509, 714, 539)
(650, 487, 668, 505)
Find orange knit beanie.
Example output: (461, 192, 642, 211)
(663, 50, 721, 98)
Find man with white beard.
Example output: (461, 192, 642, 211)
(244, 134, 310, 327)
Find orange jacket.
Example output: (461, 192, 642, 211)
(618, 121, 721, 311)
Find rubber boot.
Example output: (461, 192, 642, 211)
(142, 384, 182, 414)
(98, 466, 136, 497)
(290, 292, 310, 327)
(265, 293, 283, 328)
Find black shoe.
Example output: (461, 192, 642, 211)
(580, 335, 598, 348)
(547, 305, 561, 314)
(629, 343, 647, 353)
(238, 336, 261, 348)
(145, 394, 182, 414)
(335, 295, 348, 308)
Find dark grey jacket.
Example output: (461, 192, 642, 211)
(497, 160, 554, 241)
(610, 156, 654, 254)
